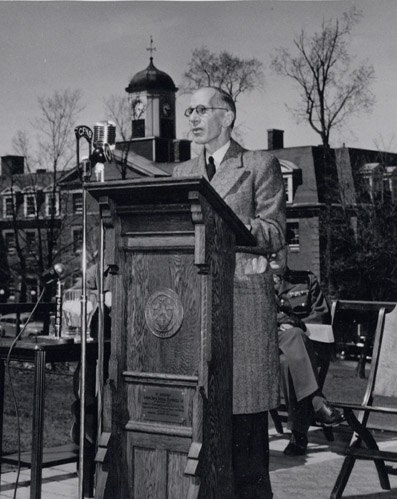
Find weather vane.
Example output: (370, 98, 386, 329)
(146, 35, 156, 60)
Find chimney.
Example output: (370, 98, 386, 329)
(1, 155, 24, 176)
(267, 129, 284, 150)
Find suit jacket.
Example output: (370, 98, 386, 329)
(173, 139, 286, 414)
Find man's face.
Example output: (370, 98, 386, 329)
(269, 247, 288, 276)
(188, 88, 232, 153)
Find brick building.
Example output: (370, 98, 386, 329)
(267, 129, 397, 285)
(0, 156, 63, 302)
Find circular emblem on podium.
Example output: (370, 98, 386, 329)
(145, 289, 183, 338)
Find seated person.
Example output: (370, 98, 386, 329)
(67, 262, 112, 455)
(270, 247, 343, 456)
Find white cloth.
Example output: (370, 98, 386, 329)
(305, 323, 335, 343)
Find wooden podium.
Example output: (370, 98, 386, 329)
(87, 177, 256, 499)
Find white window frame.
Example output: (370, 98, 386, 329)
(72, 192, 83, 214)
(3, 196, 14, 218)
(4, 231, 16, 255)
(283, 173, 294, 204)
(24, 193, 37, 218)
(45, 192, 60, 217)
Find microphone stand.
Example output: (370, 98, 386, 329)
(54, 278, 63, 338)
(94, 154, 105, 470)
(91, 140, 112, 493)
(74, 126, 93, 499)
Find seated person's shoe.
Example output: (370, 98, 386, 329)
(315, 401, 344, 427)
(283, 432, 308, 456)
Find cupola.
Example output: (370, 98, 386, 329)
(125, 37, 177, 141)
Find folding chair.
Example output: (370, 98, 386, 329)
(329, 300, 397, 499)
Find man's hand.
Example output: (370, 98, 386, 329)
(104, 291, 112, 309)
(279, 323, 294, 331)
(244, 256, 268, 275)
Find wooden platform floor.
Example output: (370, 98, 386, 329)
(1, 425, 397, 498)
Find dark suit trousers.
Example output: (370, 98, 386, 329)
(279, 327, 321, 434)
(233, 411, 273, 498)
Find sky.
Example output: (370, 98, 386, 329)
(1, 0, 397, 159)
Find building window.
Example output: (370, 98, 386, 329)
(384, 167, 397, 203)
(359, 164, 385, 203)
(72, 228, 83, 254)
(72, 193, 83, 214)
(132, 119, 145, 138)
(25, 194, 36, 217)
(283, 174, 294, 203)
(4, 232, 16, 255)
(8, 285, 16, 302)
(25, 231, 36, 252)
(287, 221, 300, 252)
(46, 192, 60, 217)
(3, 196, 14, 218)
(160, 119, 174, 139)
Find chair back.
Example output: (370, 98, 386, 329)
(374, 304, 397, 397)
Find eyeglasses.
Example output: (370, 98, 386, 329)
(184, 105, 229, 117)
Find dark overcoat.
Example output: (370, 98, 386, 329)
(173, 139, 286, 414)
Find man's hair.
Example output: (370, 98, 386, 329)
(210, 87, 236, 129)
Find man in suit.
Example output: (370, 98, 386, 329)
(173, 87, 286, 498)
(270, 247, 343, 456)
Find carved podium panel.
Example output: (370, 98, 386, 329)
(87, 177, 255, 499)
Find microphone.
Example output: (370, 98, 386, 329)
(94, 120, 116, 151)
(41, 263, 66, 285)
(91, 120, 116, 181)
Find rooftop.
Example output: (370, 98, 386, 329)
(125, 57, 177, 94)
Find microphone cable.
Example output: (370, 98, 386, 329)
(5, 287, 45, 499)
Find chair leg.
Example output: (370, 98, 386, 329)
(345, 409, 390, 490)
(330, 455, 356, 499)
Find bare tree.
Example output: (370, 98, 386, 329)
(103, 94, 134, 143)
(6, 89, 84, 301)
(271, 7, 375, 148)
(181, 46, 264, 103)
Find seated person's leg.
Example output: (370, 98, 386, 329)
(310, 339, 333, 389)
(278, 327, 318, 402)
(71, 306, 111, 446)
(278, 327, 343, 455)
(280, 352, 311, 455)
(71, 359, 97, 446)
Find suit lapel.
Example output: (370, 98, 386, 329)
(211, 139, 247, 199)
(181, 151, 206, 178)
(197, 149, 208, 179)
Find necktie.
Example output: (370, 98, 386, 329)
(206, 156, 216, 181)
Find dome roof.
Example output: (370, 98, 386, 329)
(125, 58, 177, 93)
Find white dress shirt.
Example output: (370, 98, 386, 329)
(206, 140, 230, 170)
